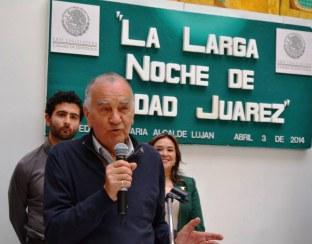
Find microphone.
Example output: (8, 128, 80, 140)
(114, 143, 129, 215)
(166, 187, 188, 203)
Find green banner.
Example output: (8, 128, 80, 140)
(48, 0, 312, 149)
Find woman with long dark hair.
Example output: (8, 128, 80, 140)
(149, 133, 205, 232)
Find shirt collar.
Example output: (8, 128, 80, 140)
(92, 134, 134, 163)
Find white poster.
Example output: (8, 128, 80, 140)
(50, 0, 100, 56)
(276, 28, 312, 76)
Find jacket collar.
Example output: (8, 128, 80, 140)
(43, 138, 53, 154)
(82, 130, 139, 147)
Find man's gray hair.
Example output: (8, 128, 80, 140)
(83, 72, 133, 109)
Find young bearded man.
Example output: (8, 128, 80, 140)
(9, 91, 83, 244)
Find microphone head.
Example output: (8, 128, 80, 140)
(114, 143, 129, 159)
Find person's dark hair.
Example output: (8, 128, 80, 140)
(45, 91, 83, 121)
(149, 133, 183, 184)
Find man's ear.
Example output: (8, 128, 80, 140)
(83, 106, 92, 127)
(83, 106, 89, 118)
(45, 113, 51, 126)
(131, 109, 135, 125)
(130, 112, 134, 125)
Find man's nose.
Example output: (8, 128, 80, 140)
(64, 115, 71, 125)
(109, 110, 122, 124)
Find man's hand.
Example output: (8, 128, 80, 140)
(175, 218, 223, 244)
(104, 160, 137, 201)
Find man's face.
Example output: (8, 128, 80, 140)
(84, 78, 134, 154)
(46, 102, 81, 142)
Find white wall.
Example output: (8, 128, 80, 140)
(181, 145, 312, 244)
(0, 1, 49, 243)
(1, 1, 311, 244)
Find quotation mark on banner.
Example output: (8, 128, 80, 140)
(116, 11, 123, 21)
(284, 99, 290, 107)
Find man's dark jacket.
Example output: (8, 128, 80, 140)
(44, 133, 169, 244)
